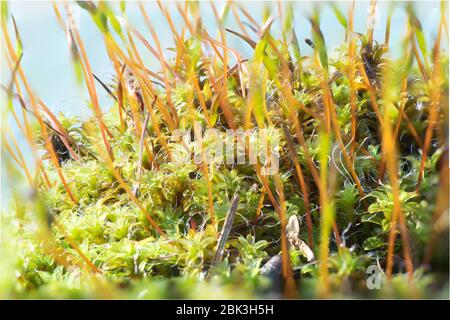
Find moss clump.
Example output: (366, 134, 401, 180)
(1, 2, 448, 299)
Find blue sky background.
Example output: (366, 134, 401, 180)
(1, 1, 447, 206)
(2, 1, 445, 118)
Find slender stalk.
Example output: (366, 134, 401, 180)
(2, 21, 77, 203)
(318, 131, 333, 296)
(282, 124, 314, 248)
(417, 13, 444, 190)
(66, 8, 114, 161)
(274, 174, 297, 299)
(348, 2, 357, 159)
(211, 194, 239, 267)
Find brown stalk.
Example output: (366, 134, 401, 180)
(52, 3, 66, 31)
(129, 26, 179, 81)
(2, 22, 77, 203)
(8, 132, 32, 181)
(93, 73, 117, 101)
(3, 52, 29, 140)
(194, 122, 216, 226)
(358, 63, 384, 124)
(410, 30, 430, 83)
(192, 73, 213, 127)
(255, 189, 265, 219)
(230, 5, 251, 38)
(174, 30, 187, 71)
(254, 164, 280, 213)
(3, 134, 33, 186)
(274, 174, 297, 299)
(202, 32, 247, 100)
(103, 41, 175, 134)
(206, 66, 236, 130)
(307, 26, 344, 248)
(285, 106, 321, 188)
(422, 162, 449, 265)
(203, 34, 225, 63)
(348, 2, 358, 159)
(138, 75, 177, 132)
(385, 7, 392, 46)
(329, 95, 365, 198)
(211, 59, 248, 89)
(124, 30, 145, 66)
(384, 170, 414, 279)
(393, 78, 408, 142)
(210, 2, 230, 115)
(311, 31, 364, 199)
(139, 85, 173, 161)
(359, 63, 422, 147)
(289, 109, 341, 246)
(176, 2, 196, 39)
(67, 17, 114, 161)
(416, 15, 443, 192)
(383, 80, 415, 281)
(210, 194, 240, 268)
(282, 124, 314, 248)
(117, 53, 176, 132)
(3, 84, 96, 162)
(225, 28, 257, 49)
(156, 1, 180, 41)
(442, 6, 449, 40)
(237, 5, 261, 30)
(417, 16, 444, 190)
(400, 111, 424, 147)
(367, 0, 377, 50)
(2, 31, 52, 189)
(263, 33, 319, 121)
(138, 3, 180, 124)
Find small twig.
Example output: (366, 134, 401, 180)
(210, 194, 240, 269)
(225, 28, 256, 48)
(7, 52, 23, 95)
(93, 73, 117, 101)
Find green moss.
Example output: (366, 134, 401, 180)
(2, 2, 448, 299)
